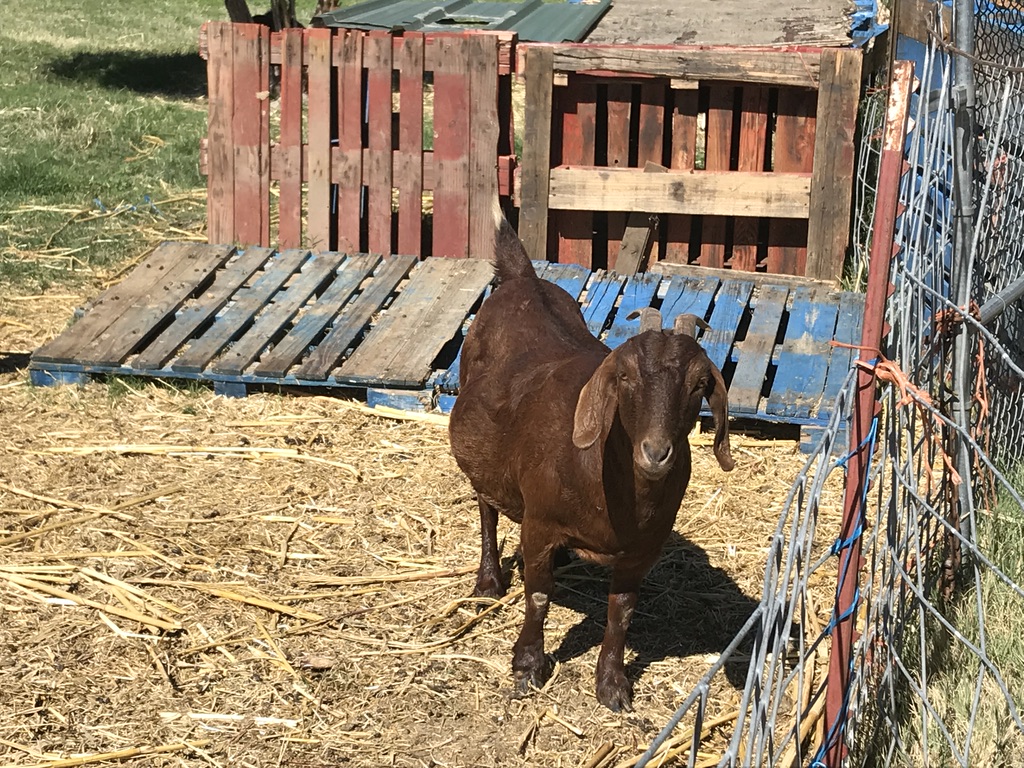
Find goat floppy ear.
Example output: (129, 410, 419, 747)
(705, 361, 735, 471)
(573, 355, 618, 450)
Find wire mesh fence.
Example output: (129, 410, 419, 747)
(637, 2, 1024, 765)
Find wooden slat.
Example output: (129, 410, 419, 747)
(135, 248, 274, 370)
(172, 249, 310, 373)
(652, 259, 835, 287)
(432, 35, 471, 258)
(75, 245, 240, 367)
(616, 162, 666, 274)
(605, 82, 632, 270)
(519, 45, 555, 262)
(767, 89, 816, 275)
(211, 252, 347, 376)
(255, 254, 382, 378)
(396, 32, 425, 257)
(336, 30, 364, 253)
(546, 46, 824, 88)
(658, 274, 720, 326)
(728, 285, 790, 413)
(232, 24, 268, 246)
(293, 254, 417, 380)
(547, 167, 810, 218)
(581, 271, 628, 336)
(636, 83, 666, 263)
(277, 29, 304, 249)
(366, 32, 394, 256)
(35, 244, 232, 364)
(553, 79, 597, 268)
(541, 262, 591, 300)
(805, 48, 862, 282)
(340, 258, 494, 386)
(468, 34, 501, 260)
(207, 23, 234, 244)
(766, 287, 841, 417)
(700, 85, 734, 269)
(306, 28, 333, 252)
(732, 86, 770, 272)
(702, 279, 754, 371)
(819, 291, 865, 406)
(664, 87, 698, 263)
(603, 272, 662, 348)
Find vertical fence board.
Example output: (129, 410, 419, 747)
(554, 79, 597, 267)
(733, 85, 770, 272)
(701, 85, 734, 269)
(306, 28, 333, 252)
(468, 34, 500, 259)
(806, 48, 862, 281)
(396, 33, 425, 257)
(207, 23, 235, 244)
(336, 31, 364, 253)
(518, 45, 554, 262)
(637, 83, 666, 263)
(664, 87, 698, 264)
(366, 32, 394, 255)
(278, 29, 304, 249)
(433, 36, 472, 257)
(605, 82, 632, 270)
(232, 25, 266, 245)
(768, 87, 817, 274)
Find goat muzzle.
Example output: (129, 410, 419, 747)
(635, 438, 675, 479)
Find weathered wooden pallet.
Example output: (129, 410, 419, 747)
(29, 242, 863, 449)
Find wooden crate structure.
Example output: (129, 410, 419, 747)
(515, 44, 863, 282)
(201, 22, 516, 257)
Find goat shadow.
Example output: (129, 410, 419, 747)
(47, 51, 206, 98)
(509, 532, 760, 690)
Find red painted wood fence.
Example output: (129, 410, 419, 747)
(201, 22, 516, 258)
(516, 44, 863, 282)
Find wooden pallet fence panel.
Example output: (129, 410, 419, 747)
(603, 272, 662, 348)
(294, 254, 417, 380)
(546, 168, 810, 218)
(700, 84, 734, 269)
(728, 284, 790, 413)
(664, 86, 698, 263)
(135, 247, 274, 371)
(432, 35, 472, 258)
(335, 30, 365, 254)
(767, 87, 817, 275)
(605, 82, 632, 270)
(366, 32, 394, 256)
(819, 290, 865, 406)
(211, 251, 347, 376)
(340, 258, 493, 386)
(766, 286, 841, 417)
(306, 28, 333, 252)
(553, 78, 597, 268)
(278, 28, 304, 250)
(231, 24, 270, 246)
(805, 48, 862, 282)
(519, 45, 555, 262)
(468, 34, 501, 260)
(702, 279, 754, 371)
(396, 32, 425, 257)
(207, 23, 235, 245)
(581, 271, 627, 336)
(659, 274, 720, 325)
(732, 85, 771, 272)
(172, 249, 310, 373)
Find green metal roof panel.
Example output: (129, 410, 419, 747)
(313, 0, 612, 43)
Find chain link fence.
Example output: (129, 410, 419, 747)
(635, 2, 1024, 765)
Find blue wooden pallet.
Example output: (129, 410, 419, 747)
(29, 243, 864, 449)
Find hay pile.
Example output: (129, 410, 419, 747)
(0, 298, 844, 768)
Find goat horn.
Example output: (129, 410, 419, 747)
(626, 307, 663, 333)
(672, 314, 711, 338)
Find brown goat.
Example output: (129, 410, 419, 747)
(448, 213, 735, 711)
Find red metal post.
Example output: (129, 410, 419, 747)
(822, 60, 914, 767)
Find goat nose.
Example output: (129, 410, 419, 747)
(641, 440, 673, 466)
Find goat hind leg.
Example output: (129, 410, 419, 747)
(473, 498, 506, 598)
(511, 526, 555, 695)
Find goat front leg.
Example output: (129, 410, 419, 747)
(596, 569, 643, 712)
(473, 498, 505, 598)
(511, 522, 555, 695)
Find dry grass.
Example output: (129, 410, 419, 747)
(0, 295, 844, 768)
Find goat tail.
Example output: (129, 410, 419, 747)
(492, 198, 536, 285)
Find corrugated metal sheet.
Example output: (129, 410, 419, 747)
(312, 0, 612, 43)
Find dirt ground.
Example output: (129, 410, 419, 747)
(0, 291, 844, 768)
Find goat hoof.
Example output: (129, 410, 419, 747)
(472, 576, 507, 600)
(596, 677, 634, 712)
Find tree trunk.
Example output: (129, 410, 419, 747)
(224, 0, 253, 23)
